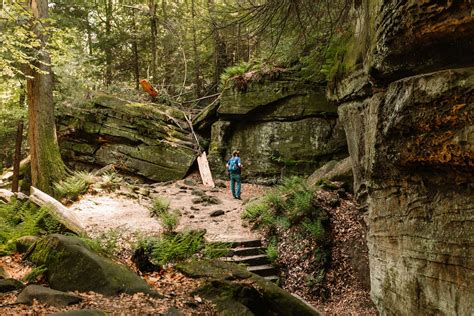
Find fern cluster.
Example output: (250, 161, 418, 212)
(242, 176, 330, 262)
(0, 199, 63, 254)
(150, 197, 180, 233)
(53, 171, 97, 202)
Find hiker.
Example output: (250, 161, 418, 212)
(226, 150, 242, 199)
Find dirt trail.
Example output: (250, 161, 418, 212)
(69, 178, 263, 243)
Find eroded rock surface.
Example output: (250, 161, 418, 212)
(58, 94, 197, 182)
(203, 73, 347, 183)
(333, 1, 474, 314)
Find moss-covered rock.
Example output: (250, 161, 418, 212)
(176, 260, 321, 316)
(58, 94, 197, 182)
(204, 76, 347, 183)
(25, 234, 158, 296)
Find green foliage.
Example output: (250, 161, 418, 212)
(53, 171, 96, 201)
(99, 172, 122, 191)
(159, 209, 180, 233)
(219, 62, 255, 88)
(151, 197, 170, 217)
(150, 231, 205, 266)
(266, 238, 279, 263)
(78, 228, 121, 257)
(202, 242, 232, 259)
(242, 200, 268, 221)
(305, 270, 325, 288)
(0, 199, 64, 254)
(302, 219, 325, 240)
(150, 197, 179, 233)
(23, 265, 47, 283)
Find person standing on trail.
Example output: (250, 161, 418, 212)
(226, 150, 242, 199)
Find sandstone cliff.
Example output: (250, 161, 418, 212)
(199, 72, 347, 183)
(58, 94, 197, 182)
(331, 1, 473, 314)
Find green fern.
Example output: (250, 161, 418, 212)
(53, 171, 96, 201)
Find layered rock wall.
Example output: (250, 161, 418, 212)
(58, 94, 197, 182)
(333, 1, 473, 314)
(203, 74, 347, 183)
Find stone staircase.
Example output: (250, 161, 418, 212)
(226, 239, 279, 283)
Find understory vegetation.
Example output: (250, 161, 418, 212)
(53, 170, 122, 203)
(145, 197, 230, 266)
(242, 176, 331, 293)
(0, 199, 64, 255)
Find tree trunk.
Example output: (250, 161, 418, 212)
(148, 0, 158, 82)
(12, 121, 23, 193)
(191, 0, 202, 98)
(104, 0, 113, 86)
(27, 0, 66, 194)
(132, 9, 140, 90)
(207, 0, 228, 89)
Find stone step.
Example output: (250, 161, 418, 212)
(231, 254, 269, 266)
(230, 239, 262, 248)
(247, 264, 278, 277)
(264, 275, 279, 283)
(230, 247, 265, 257)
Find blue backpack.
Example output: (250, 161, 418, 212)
(228, 157, 240, 172)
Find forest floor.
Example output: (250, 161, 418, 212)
(70, 172, 265, 245)
(0, 171, 377, 315)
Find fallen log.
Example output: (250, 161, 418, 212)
(0, 189, 15, 203)
(29, 187, 86, 236)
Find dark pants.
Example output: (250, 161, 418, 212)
(230, 173, 241, 198)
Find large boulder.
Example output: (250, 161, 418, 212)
(205, 72, 347, 183)
(26, 234, 157, 296)
(16, 285, 82, 307)
(58, 94, 198, 182)
(331, 1, 474, 314)
(176, 260, 321, 316)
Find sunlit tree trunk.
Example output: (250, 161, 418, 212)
(27, 0, 66, 194)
